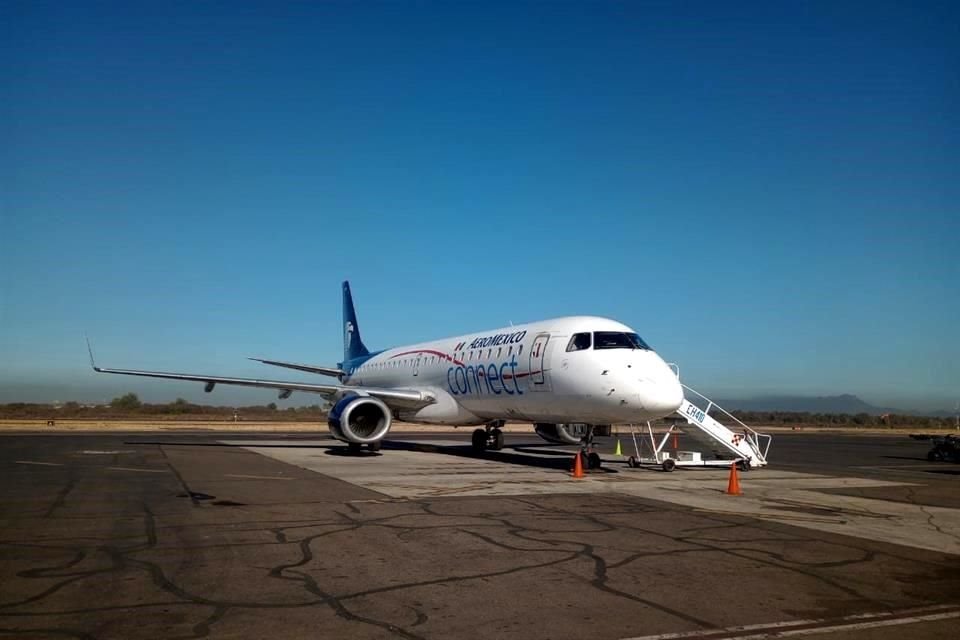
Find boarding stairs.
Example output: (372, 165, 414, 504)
(675, 384, 771, 468)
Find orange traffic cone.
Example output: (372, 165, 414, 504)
(572, 452, 585, 479)
(725, 462, 742, 496)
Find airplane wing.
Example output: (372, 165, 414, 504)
(87, 344, 433, 410)
(248, 357, 345, 378)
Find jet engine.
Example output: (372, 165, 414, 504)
(534, 423, 612, 445)
(328, 394, 392, 443)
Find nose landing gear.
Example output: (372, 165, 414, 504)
(571, 425, 603, 471)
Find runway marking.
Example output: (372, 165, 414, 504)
(620, 604, 960, 640)
(107, 466, 168, 473)
(854, 464, 948, 470)
(15, 460, 63, 467)
(849, 465, 958, 476)
(81, 450, 137, 455)
(224, 473, 294, 481)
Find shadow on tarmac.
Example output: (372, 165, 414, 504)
(127, 438, 620, 473)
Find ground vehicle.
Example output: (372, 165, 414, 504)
(926, 435, 960, 462)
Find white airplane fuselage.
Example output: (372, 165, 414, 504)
(90, 282, 686, 449)
(341, 315, 684, 426)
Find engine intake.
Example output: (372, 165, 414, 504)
(328, 395, 392, 444)
(535, 423, 612, 445)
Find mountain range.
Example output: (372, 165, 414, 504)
(713, 394, 946, 416)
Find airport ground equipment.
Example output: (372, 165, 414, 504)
(623, 384, 771, 471)
(624, 421, 749, 471)
(908, 433, 960, 462)
(675, 385, 771, 468)
(925, 435, 959, 462)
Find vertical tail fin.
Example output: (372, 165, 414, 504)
(342, 281, 370, 362)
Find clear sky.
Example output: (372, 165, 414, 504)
(2, 1, 957, 411)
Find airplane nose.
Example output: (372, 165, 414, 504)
(640, 360, 684, 416)
(658, 376, 685, 413)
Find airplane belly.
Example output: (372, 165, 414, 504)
(397, 387, 484, 425)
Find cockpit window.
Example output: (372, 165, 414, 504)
(566, 332, 591, 352)
(593, 331, 651, 350)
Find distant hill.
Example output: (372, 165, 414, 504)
(715, 394, 896, 415)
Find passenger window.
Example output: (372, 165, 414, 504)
(567, 332, 592, 352)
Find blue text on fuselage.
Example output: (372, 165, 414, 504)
(448, 355, 523, 396)
(467, 330, 526, 351)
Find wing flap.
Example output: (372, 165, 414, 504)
(248, 357, 345, 378)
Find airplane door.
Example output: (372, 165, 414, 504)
(413, 356, 421, 377)
(529, 333, 551, 391)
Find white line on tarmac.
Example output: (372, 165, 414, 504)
(14, 460, 63, 467)
(106, 467, 168, 473)
(853, 464, 947, 470)
(80, 450, 137, 455)
(620, 604, 960, 640)
(224, 474, 294, 481)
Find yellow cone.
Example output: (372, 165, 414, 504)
(614, 439, 622, 456)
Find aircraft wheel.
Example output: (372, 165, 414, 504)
(491, 428, 504, 451)
(929, 449, 943, 461)
(367, 441, 381, 452)
(348, 443, 363, 454)
(587, 452, 602, 470)
(471, 428, 487, 452)
(662, 458, 676, 472)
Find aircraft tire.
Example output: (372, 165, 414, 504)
(348, 443, 363, 454)
(367, 441, 381, 452)
(491, 429, 504, 451)
(587, 452, 602, 469)
(471, 428, 487, 452)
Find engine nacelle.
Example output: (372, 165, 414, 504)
(328, 394, 392, 444)
(534, 423, 612, 445)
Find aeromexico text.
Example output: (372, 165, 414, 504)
(449, 330, 528, 397)
(461, 330, 526, 351)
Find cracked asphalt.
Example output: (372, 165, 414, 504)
(1, 432, 959, 639)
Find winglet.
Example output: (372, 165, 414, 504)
(85, 334, 101, 371)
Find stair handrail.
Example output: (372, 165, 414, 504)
(667, 362, 680, 380)
(681, 384, 772, 460)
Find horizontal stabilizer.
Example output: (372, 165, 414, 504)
(248, 357, 345, 378)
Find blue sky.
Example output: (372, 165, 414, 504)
(2, 1, 957, 411)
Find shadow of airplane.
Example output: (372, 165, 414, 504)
(129, 437, 620, 473)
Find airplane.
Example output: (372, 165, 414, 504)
(90, 281, 685, 468)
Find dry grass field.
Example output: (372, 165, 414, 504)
(0, 419, 533, 433)
(0, 419, 954, 435)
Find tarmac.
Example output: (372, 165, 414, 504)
(1, 430, 959, 639)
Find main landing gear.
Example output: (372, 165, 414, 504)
(347, 442, 382, 454)
(471, 422, 505, 452)
(573, 425, 602, 471)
